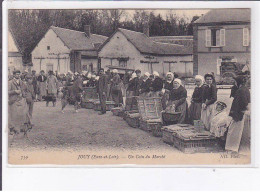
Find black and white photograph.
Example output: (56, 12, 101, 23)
(5, 5, 251, 165)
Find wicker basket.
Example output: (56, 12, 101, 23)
(123, 110, 139, 120)
(126, 113, 140, 128)
(162, 111, 181, 125)
(93, 101, 116, 111)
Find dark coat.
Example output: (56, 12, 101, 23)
(72, 77, 83, 94)
(202, 84, 217, 106)
(164, 80, 174, 91)
(97, 74, 108, 94)
(139, 78, 152, 94)
(8, 79, 25, 105)
(229, 86, 250, 121)
(192, 85, 205, 103)
(169, 85, 187, 108)
(151, 77, 163, 92)
(37, 75, 47, 82)
(230, 85, 239, 98)
(127, 77, 142, 95)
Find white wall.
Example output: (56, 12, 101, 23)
(99, 31, 193, 76)
(8, 31, 19, 52)
(31, 29, 71, 74)
(81, 58, 99, 72)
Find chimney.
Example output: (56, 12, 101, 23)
(143, 24, 149, 37)
(84, 25, 91, 37)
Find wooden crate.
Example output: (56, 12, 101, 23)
(123, 110, 139, 120)
(93, 101, 116, 111)
(82, 87, 98, 100)
(111, 107, 123, 116)
(81, 99, 99, 109)
(139, 118, 162, 134)
(125, 96, 138, 111)
(126, 113, 140, 128)
(162, 124, 194, 145)
(163, 124, 220, 153)
(137, 97, 163, 120)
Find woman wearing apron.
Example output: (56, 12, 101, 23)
(201, 73, 217, 130)
(166, 79, 188, 124)
(225, 75, 250, 153)
(188, 75, 205, 124)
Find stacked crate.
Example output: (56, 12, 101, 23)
(162, 124, 220, 153)
(137, 97, 163, 136)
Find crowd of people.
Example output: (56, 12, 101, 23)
(8, 68, 250, 153)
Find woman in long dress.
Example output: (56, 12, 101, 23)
(166, 78, 188, 124)
(225, 75, 250, 153)
(139, 72, 152, 98)
(110, 69, 123, 107)
(162, 72, 174, 110)
(46, 71, 58, 107)
(150, 71, 163, 97)
(37, 70, 47, 101)
(201, 73, 217, 130)
(188, 75, 205, 124)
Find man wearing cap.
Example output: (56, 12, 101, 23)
(8, 70, 28, 134)
(97, 68, 108, 115)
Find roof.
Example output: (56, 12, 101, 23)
(100, 28, 192, 56)
(9, 28, 22, 53)
(194, 9, 250, 24)
(50, 26, 108, 51)
(150, 36, 193, 48)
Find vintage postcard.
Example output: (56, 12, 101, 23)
(4, 3, 252, 165)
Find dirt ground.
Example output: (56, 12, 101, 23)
(8, 88, 233, 152)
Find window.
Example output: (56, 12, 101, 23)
(243, 28, 249, 46)
(118, 58, 128, 67)
(206, 29, 225, 47)
(47, 46, 50, 50)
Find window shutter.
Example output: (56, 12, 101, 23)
(220, 29, 225, 46)
(217, 58, 222, 75)
(243, 28, 249, 46)
(205, 29, 211, 47)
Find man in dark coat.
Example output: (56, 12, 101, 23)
(97, 68, 108, 115)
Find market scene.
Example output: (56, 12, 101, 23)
(8, 9, 251, 158)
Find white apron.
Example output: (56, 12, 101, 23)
(201, 103, 216, 130)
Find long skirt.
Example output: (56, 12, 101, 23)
(9, 98, 29, 132)
(38, 82, 47, 97)
(174, 100, 188, 124)
(225, 111, 251, 153)
(188, 102, 202, 124)
(201, 103, 216, 131)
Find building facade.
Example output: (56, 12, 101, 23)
(31, 26, 107, 74)
(8, 30, 23, 74)
(99, 28, 193, 77)
(193, 9, 250, 80)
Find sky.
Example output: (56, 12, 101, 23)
(122, 9, 210, 21)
